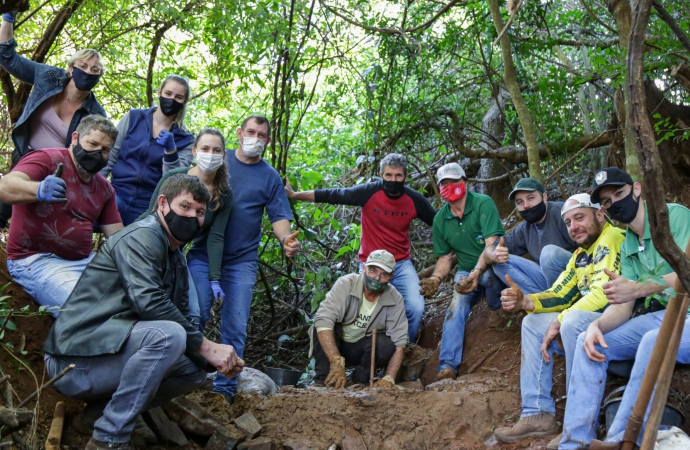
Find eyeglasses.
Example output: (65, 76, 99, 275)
(366, 266, 393, 281)
(76, 61, 102, 75)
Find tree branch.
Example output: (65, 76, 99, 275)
(580, 0, 618, 34)
(651, 0, 690, 54)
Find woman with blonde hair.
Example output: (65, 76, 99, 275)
(0, 13, 107, 226)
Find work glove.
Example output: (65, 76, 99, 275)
(2, 12, 17, 23)
(419, 276, 441, 297)
(156, 129, 177, 152)
(36, 176, 67, 203)
(325, 355, 346, 389)
(373, 375, 395, 389)
(455, 271, 479, 295)
(210, 281, 225, 304)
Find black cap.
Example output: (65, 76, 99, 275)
(590, 167, 634, 204)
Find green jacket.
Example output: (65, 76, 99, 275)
(43, 214, 210, 370)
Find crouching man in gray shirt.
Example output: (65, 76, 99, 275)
(43, 174, 244, 450)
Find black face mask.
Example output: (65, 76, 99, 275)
(73, 142, 107, 174)
(519, 199, 547, 224)
(606, 188, 640, 224)
(71, 66, 101, 91)
(382, 180, 405, 198)
(159, 96, 184, 117)
(164, 205, 200, 243)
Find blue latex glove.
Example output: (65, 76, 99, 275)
(2, 12, 16, 23)
(156, 129, 176, 152)
(36, 176, 67, 202)
(210, 281, 225, 303)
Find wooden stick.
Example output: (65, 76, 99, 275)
(45, 401, 65, 450)
(639, 296, 690, 450)
(466, 344, 503, 374)
(18, 364, 74, 408)
(370, 329, 377, 388)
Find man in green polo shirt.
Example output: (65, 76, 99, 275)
(418, 162, 505, 381)
(559, 167, 690, 449)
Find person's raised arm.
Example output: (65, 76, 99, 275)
(0, 13, 14, 43)
(284, 180, 315, 202)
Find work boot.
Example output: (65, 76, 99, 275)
(85, 437, 132, 449)
(73, 412, 156, 445)
(494, 412, 560, 443)
(487, 308, 507, 328)
(436, 368, 456, 382)
(547, 432, 562, 449)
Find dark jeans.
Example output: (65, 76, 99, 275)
(313, 326, 396, 384)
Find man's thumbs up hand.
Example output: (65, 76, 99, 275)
(500, 274, 525, 312)
(602, 268, 637, 304)
(494, 236, 509, 264)
(283, 231, 300, 258)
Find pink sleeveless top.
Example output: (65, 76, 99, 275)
(28, 99, 69, 150)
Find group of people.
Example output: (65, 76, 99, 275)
(0, 13, 300, 449)
(304, 161, 690, 450)
(0, 11, 687, 450)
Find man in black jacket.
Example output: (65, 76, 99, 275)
(43, 174, 243, 450)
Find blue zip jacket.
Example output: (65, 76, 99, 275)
(0, 38, 106, 166)
(105, 107, 194, 202)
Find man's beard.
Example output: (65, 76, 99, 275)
(576, 217, 604, 249)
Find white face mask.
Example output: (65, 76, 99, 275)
(241, 135, 266, 158)
(195, 152, 224, 174)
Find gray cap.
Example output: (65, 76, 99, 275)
(436, 163, 466, 183)
(365, 250, 396, 273)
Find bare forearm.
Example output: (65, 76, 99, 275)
(317, 330, 341, 360)
(431, 254, 453, 279)
(291, 190, 315, 202)
(0, 20, 13, 43)
(595, 302, 634, 334)
(385, 346, 404, 378)
(272, 219, 292, 242)
(0, 177, 39, 204)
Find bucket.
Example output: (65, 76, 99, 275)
(603, 385, 685, 430)
(262, 367, 303, 387)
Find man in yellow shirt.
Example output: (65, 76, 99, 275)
(310, 250, 409, 388)
(495, 193, 625, 447)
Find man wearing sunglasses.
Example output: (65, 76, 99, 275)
(309, 250, 409, 389)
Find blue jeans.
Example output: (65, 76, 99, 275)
(520, 310, 600, 418)
(189, 258, 258, 396)
(46, 321, 206, 444)
(437, 267, 503, 374)
(604, 317, 690, 446)
(493, 245, 572, 294)
(6, 252, 95, 317)
(186, 269, 201, 331)
(560, 310, 681, 449)
(358, 259, 424, 339)
(116, 193, 152, 226)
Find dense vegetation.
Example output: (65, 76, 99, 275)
(0, 0, 688, 368)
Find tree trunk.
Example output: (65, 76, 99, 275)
(486, 0, 541, 182)
(606, 0, 641, 180)
(476, 87, 514, 216)
(626, 0, 690, 443)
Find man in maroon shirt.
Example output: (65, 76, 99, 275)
(285, 153, 436, 340)
(0, 115, 123, 316)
